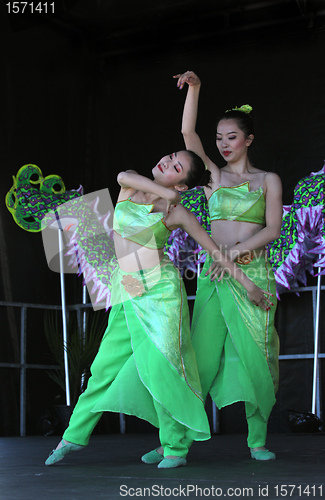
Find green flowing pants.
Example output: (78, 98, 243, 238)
(64, 261, 210, 457)
(191, 253, 279, 448)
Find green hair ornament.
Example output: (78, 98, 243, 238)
(226, 104, 253, 114)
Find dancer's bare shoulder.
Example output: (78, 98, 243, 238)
(264, 171, 282, 190)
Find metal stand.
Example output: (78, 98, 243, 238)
(58, 229, 71, 406)
(312, 257, 322, 417)
(79, 283, 88, 391)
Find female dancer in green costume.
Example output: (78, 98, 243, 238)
(175, 71, 283, 460)
(45, 150, 273, 469)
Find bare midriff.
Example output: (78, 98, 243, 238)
(114, 232, 165, 272)
(211, 219, 265, 257)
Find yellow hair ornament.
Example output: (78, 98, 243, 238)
(226, 104, 253, 114)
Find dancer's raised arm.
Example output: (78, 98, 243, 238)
(117, 170, 182, 211)
(173, 71, 218, 174)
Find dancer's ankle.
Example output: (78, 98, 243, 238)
(56, 439, 70, 450)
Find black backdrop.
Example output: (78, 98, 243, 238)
(0, 1, 324, 436)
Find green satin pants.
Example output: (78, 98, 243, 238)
(63, 303, 194, 457)
(191, 255, 278, 449)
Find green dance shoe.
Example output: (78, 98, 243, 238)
(157, 457, 187, 469)
(141, 448, 164, 464)
(45, 440, 84, 466)
(250, 448, 276, 461)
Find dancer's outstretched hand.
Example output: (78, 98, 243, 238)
(173, 71, 201, 89)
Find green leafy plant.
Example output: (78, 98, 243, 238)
(44, 309, 108, 407)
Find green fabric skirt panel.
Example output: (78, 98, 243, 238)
(92, 258, 211, 442)
(192, 252, 279, 422)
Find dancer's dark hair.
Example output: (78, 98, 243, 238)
(183, 150, 212, 189)
(216, 107, 254, 138)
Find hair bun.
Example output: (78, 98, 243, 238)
(226, 104, 252, 114)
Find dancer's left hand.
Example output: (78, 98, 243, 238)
(247, 285, 274, 310)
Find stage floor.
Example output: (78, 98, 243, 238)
(1, 433, 324, 499)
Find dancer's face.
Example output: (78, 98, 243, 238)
(216, 119, 253, 162)
(152, 151, 191, 189)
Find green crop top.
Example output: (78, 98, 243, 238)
(113, 198, 171, 249)
(208, 181, 266, 225)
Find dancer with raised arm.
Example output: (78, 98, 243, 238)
(175, 71, 282, 460)
(45, 149, 273, 469)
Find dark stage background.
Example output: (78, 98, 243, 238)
(0, 0, 324, 437)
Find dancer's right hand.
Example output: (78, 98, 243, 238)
(173, 71, 201, 89)
(166, 189, 181, 214)
(205, 260, 227, 281)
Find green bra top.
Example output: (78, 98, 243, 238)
(208, 181, 266, 225)
(113, 198, 171, 250)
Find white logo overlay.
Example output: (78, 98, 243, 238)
(41, 189, 162, 310)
